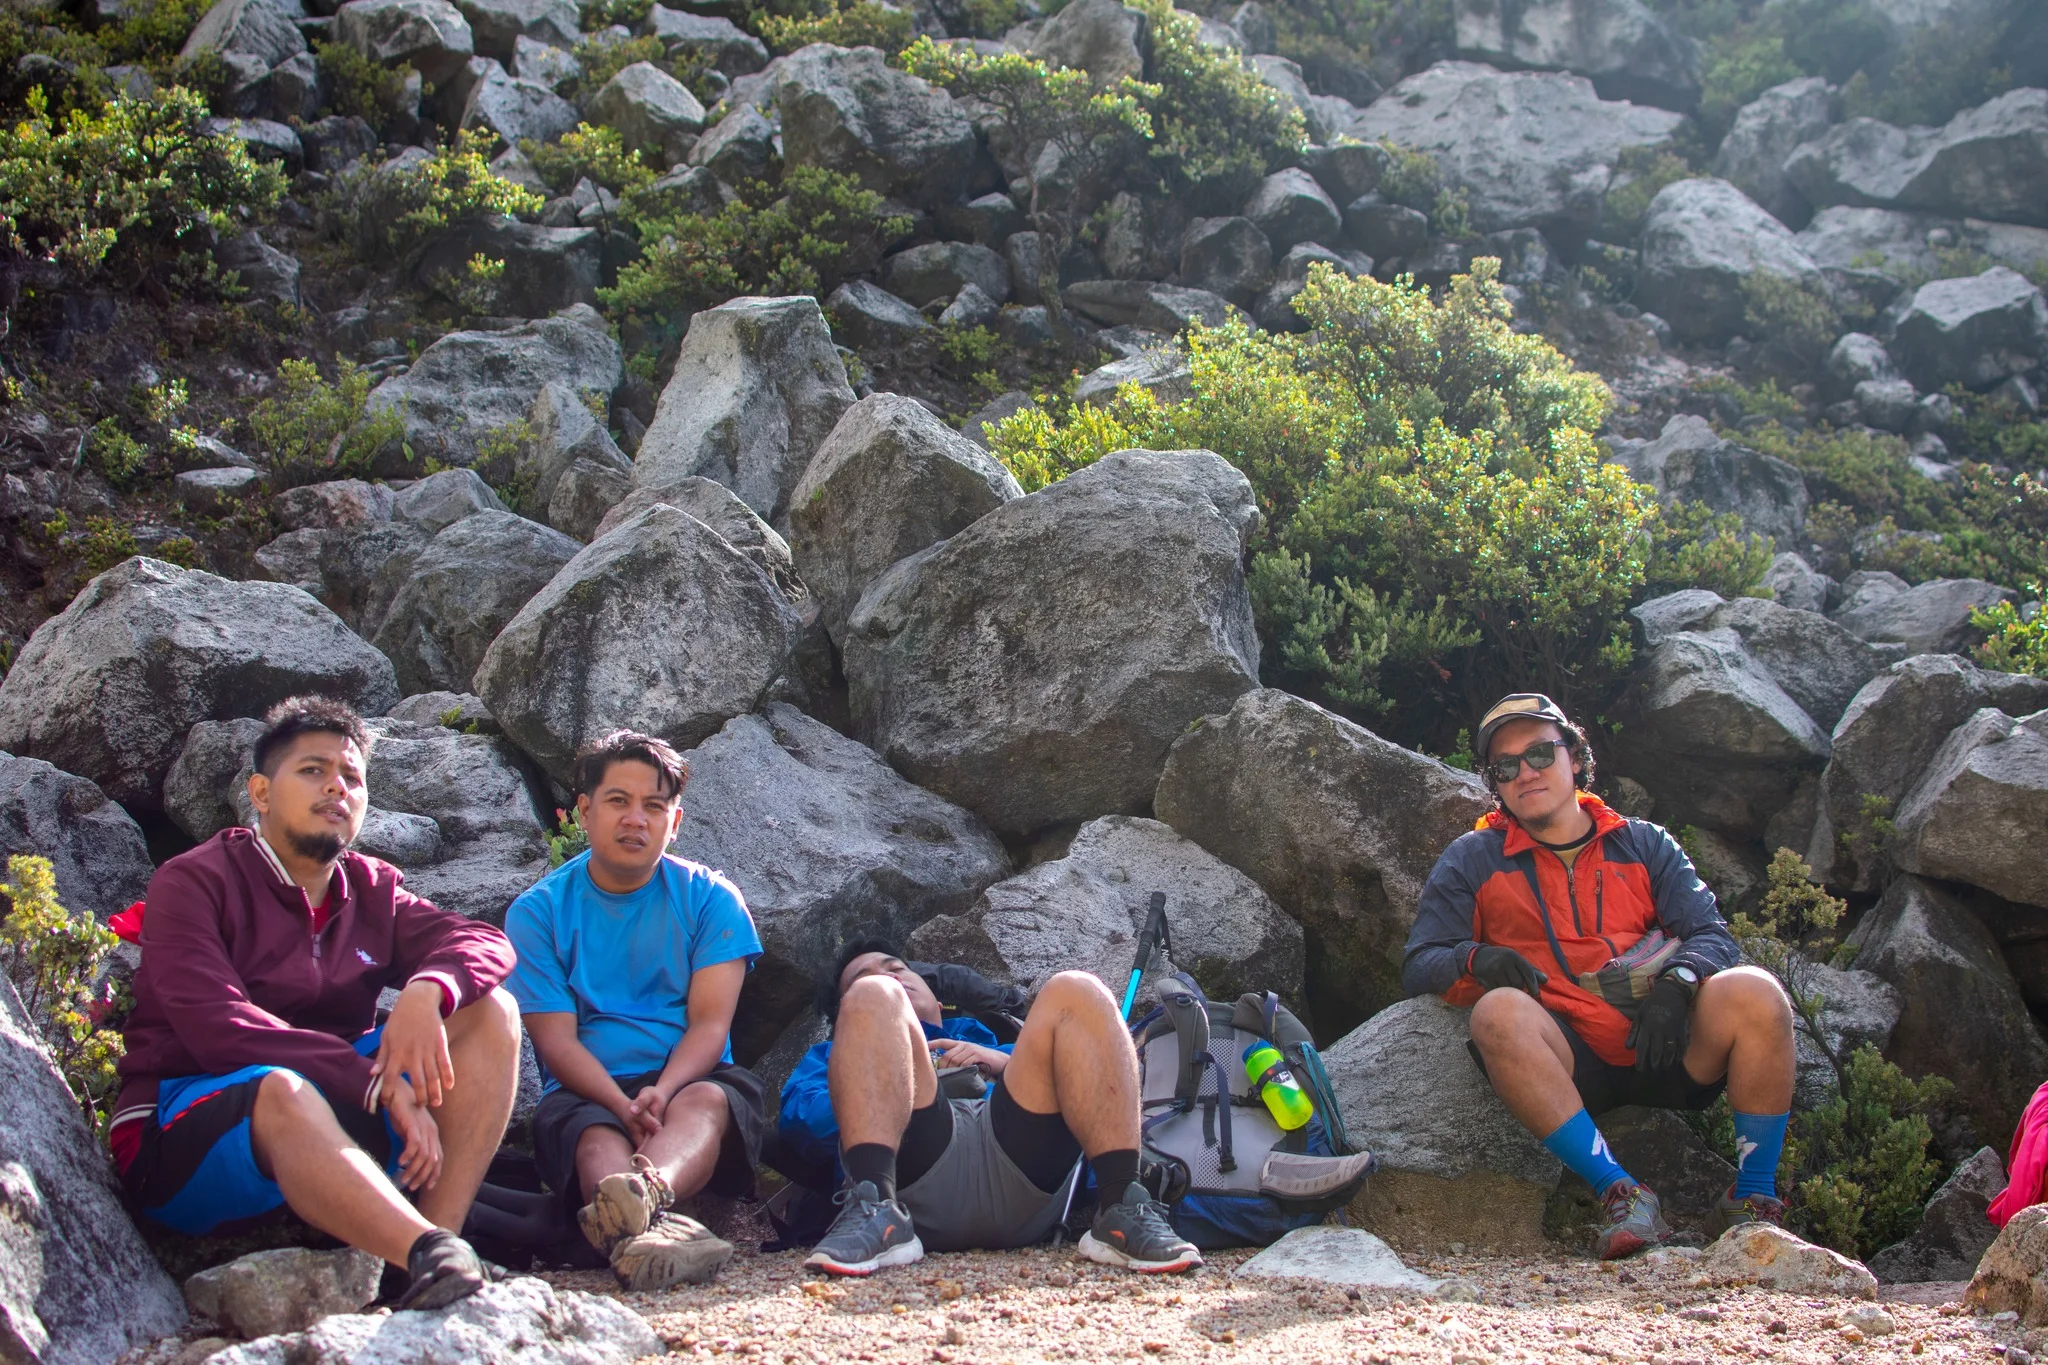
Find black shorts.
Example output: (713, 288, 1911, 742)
(1469, 1011, 1726, 1116)
(531, 1063, 766, 1219)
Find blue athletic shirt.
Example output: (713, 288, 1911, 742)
(504, 851, 762, 1096)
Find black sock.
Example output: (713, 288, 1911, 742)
(1092, 1148, 1140, 1196)
(842, 1143, 898, 1202)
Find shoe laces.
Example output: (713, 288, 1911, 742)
(630, 1154, 675, 1212)
(1118, 1189, 1180, 1238)
(1601, 1182, 1644, 1220)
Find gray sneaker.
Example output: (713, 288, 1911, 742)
(1078, 1182, 1203, 1274)
(805, 1182, 924, 1277)
(1593, 1180, 1672, 1261)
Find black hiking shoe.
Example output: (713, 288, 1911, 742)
(392, 1228, 488, 1311)
(804, 1181, 924, 1277)
(1078, 1182, 1203, 1274)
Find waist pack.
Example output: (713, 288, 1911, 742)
(1576, 929, 1683, 1018)
(1132, 975, 1375, 1248)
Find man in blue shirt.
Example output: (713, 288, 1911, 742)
(504, 731, 765, 1291)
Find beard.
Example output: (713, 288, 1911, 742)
(286, 828, 349, 863)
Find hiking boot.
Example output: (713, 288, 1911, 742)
(1593, 1180, 1671, 1261)
(578, 1154, 674, 1256)
(1711, 1186, 1788, 1236)
(392, 1228, 488, 1311)
(805, 1181, 923, 1277)
(609, 1212, 734, 1291)
(1078, 1182, 1204, 1274)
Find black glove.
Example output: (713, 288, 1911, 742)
(1468, 945, 1548, 997)
(1627, 975, 1695, 1072)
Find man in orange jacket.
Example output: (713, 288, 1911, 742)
(1403, 694, 1796, 1259)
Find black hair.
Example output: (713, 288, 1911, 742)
(815, 936, 905, 1025)
(573, 730, 689, 801)
(1481, 718, 1596, 797)
(252, 696, 372, 777)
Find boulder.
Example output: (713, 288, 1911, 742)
(632, 295, 855, 527)
(938, 283, 1000, 330)
(1892, 707, 2048, 908)
(1630, 589, 1902, 731)
(591, 476, 798, 601)
(332, 0, 474, 83)
(671, 704, 1010, 1061)
(215, 231, 299, 307)
(365, 306, 623, 471)
(1759, 550, 1832, 615)
(1349, 60, 1685, 233)
(475, 505, 801, 784)
(1242, 168, 1341, 254)
(202, 1278, 659, 1365)
(1606, 414, 1808, 547)
(1701, 1224, 1877, 1298)
(513, 381, 633, 526)
(0, 979, 187, 1363)
(1452, 0, 1699, 112)
(1072, 348, 1193, 407)
(202, 116, 303, 172)
(689, 103, 777, 184)
(184, 1248, 382, 1340)
(301, 114, 381, 173)
(370, 511, 581, 695)
(1793, 959, 1903, 1107)
(1711, 76, 1834, 226)
(1234, 1226, 1441, 1291)
(774, 43, 988, 208)
(456, 56, 578, 148)
(1178, 216, 1272, 307)
(1809, 655, 2048, 890)
(393, 467, 508, 535)
(1825, 330, 1901, 398)
(1888, 267, 2048, 392)
(1594, 1106, 1738, 1234)
(547, 459, 632, 542)
(587, 61, 705, 161)
(273, 480, 396, 533)
(825, 280, 932, 350)
(410, 218, 604, 318)
(880, 241, 1011, 307)
(0, 754, 152, 921)
(163, 718, 269, 843)
(1322, 996, 1561, 1253)
(629, 164, 736, 221)
(1062, 280, 1232, 332)
(451, 0, 576, 62)
(1024, 0, 1149, 84)
(906, 815, 1305, 1006)
(180, 0, 306, 73)
(511, 33, 578, 85)
(786, 393, 1021, 647)
(1154, 689, 1493, 1036)
(0, 559, 398, 811)
(1867, 1144, 2005, 1283)
(1832, 576, 2016, 655)
(1969, 1203, 2048, 1323)
(644, 7, 767, 76)
(1846, 874, 2048, 1146)
(1608, 628, 1830, 838)
(1342, 196, 1429, 261)
(385, 690, 498, 732)
(935, 192, 1023, 249)
(173, 466, 264, 516)
(1636, 178, 1825, 343)
(844, 448, 1260, 839)
(1797, 206, 2048, 295)
(1785, 88, 2048, 228)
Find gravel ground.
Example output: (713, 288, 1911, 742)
(540, 1213, 2023, 1365)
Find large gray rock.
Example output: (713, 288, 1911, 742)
(332, 0, 474, 82)
(1867, 1145, 2006, 1283)
(906, 815, 1305, 1008)
(1759, 550, 1833, 615)
(393, 467, 507, 535)
(1637, 178, 1825, 343)
(1453, 0, 1699, 112)
(365, 306, 623, 471)
(1322, 996, 1561, 1252)
(591, 476, 798, 600)
(1797, 206, 2048, 294)
(370, 511, 581, 696)
(843, 449, 1260, 839)
(1786, 88, 2048, 228)
(1062, 280, 1232, 332)
(787, 394, 1020, 647)
(1893, 707, 2048, 908)
(475, 505, 800, 784)
(1023, 0, 1149, 83)
(1348, 60, 1685, 233)
(273, 480, 397, 533)
(1969, 1204, 2048, 1325)
(1888, 267, 2048, 392)
(1243, 168, 1341, 254)
(162, 718, 266, 844)
(1072, 347, 1193, 407)
(1702, 1224, 1877, 1299)
(1609, 628, 1831, 838)
(1793, 959, 1903, 1108)
(587, 61, 706, 161)
(185, 1248, 381, 1340)
(774, 43, 987, 208)
(1607, 414, 1808, 547)
(1154, 689, 1493, 1036)
(456, 56, 578, 148)
(409, 218, 604, 318)
(825, 280, 931, 350)
(513, 381, 633, 529)
(203, 1277, 659, 1365)
(1832, 576, 2016, 655)
(0, 754, 153, 922)
(179, 0, 306, 82)
(644, 7, 767, 75)
(1630, 589, 1902, 731)
(632, 295, 855, 528)
(452, 0, 577, 62)
(0, 979, 186, 1364)
(689, 103, 777, 184)
(1712, 76, 1834, 225)
(1179, 216, 1273, 308)
(671, 704, 1009, 1061)
(0, 559, 399, 811)
(880, 241, 1010, 307)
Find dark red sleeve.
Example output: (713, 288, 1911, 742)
(384, 875, 516, 1013)
(138, 859, 379, 1109)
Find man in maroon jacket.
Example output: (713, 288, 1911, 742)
(114, 696, 521, 1309)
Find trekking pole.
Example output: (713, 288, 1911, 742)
(1120, 892, 1169, 1020)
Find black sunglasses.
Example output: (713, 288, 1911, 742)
(1485, 740, 1565, 784)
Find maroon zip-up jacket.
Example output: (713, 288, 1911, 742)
(115, 828, 516, 1124)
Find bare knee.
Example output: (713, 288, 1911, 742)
(839, 973, 913, 1023)
(252, 1070, 333, 1131)
(1468, 987, 1546, 1054)
(671, 1081, 731, 1129)
(462, 986, 521, 1040)
(1701, 965, 1792, 1033)
(1037, 970, 1117, 1014)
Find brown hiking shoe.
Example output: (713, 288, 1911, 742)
(1711, 1186, 1788, 1237)
(609, 1212, 734, 1291)
(577, 1154, 674, 1255)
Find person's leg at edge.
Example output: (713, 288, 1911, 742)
(1680, 966, 1795, 1213)
(806, 974, 932, 1275)
(248, 1069, 437, 1268)
(1467, 987, 1631, 1196)
(416, 988, 522, 1234)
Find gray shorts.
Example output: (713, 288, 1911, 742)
(898, 1098, 1082, 1252)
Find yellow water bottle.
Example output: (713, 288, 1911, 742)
(1242, 1041, 1313, 1130)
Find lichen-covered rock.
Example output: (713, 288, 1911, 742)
(774, 43, 989, 208)
(1892, 706, 2048, 909)
(452, 0, 577, 61)
(1701, 1224, 1877, 1298)
(644, 7, 767, 75)
(1607, 414, 1808, 548)
(0, 753, 154, 921)
(1453, 0, 1699, 112)
(1968, 1203, 2048, 1324)
(185, 1248, 382, 1340)
(1637, 178, 1824, 343)
(1062, 280, 1232, 332)
(1630, 589, 1901, 731)
(332, 0, 474, 83)
(1712, 76, 1834, 225)
(587, 60, 705, 160)
(1888, 266, 2048, 392)
(880, 241, 1011, 307)
(1024, 0, 1149, 83)
(1242, 168, 1341, 254)
(1832, 575, 2015, 655)
(1785, 87, 2048, 228)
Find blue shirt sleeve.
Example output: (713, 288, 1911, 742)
(687, 868, 764, 975)
(1403, 836, 1486, 998)
(779, 1040, 838, 1166)
(502, 882, 575, 1016)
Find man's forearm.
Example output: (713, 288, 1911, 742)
(653, 1026, 728, 1100)
(533, 1032, 633, 1112)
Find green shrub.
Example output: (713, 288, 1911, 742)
(314, 39, 415, 135)
(1128, 0, 1304, 204)
(1375, 138, 1473, 239)
(1974, 593, 2048, 676)
(86, 420, 148, 488)
(755, 0, 911, 53)
(564, 33, 666, 98)
(77, 516, 139, 574)
(524, 121, 659, 194)
(580, 0, 652, 29)
(1602, 146, 1697, 238)
(332, 129, 545, 258)
(247, 358, 409, 487)
(0, 855, 127, 1140)
(1740, 271, 1842, 364)
(603, 165, 911, 357)
(546, 807, 590, 866)
(0, 86, 286, 283)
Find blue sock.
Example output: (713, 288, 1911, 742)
(1731, 1110, 1790, 1200)
(1541, 1109, 1631, 1197)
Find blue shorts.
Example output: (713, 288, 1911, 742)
(121, 1027, 405, 1237)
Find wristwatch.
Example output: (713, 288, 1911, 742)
(1662, 965, 1701, 998)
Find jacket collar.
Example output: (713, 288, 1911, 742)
(237, 825, 354, 915)
(1480, 791, 1626, 857)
